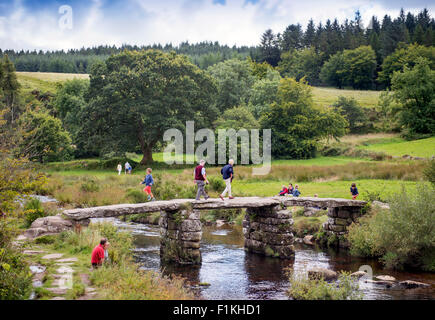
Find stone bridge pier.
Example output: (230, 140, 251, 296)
(243, 205, 294, 259)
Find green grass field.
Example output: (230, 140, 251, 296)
(311, 86, 381, 108)
(357, 136, 435, 158)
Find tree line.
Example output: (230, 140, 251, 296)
(3, 8, 434, 90)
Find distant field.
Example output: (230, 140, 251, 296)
(16, 72, 381, 109)
(312, 87, 381, 108)
(17, 72, 89, 95)
(357, 136, 435, 158)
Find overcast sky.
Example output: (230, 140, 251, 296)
(0, 0, 433, 51)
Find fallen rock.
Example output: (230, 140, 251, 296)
(42, 253, 64, 260)
(308, 268, 338, 281)
(350, 271, 367, 279)
(398, 280, 430, 289)
(23, 250, 46, 255)
(29, 265, 46, 274)
(375, 275, 396, 282)
(303, 235, 315, 246)
(294, 237, 303, 244)
(46, 288, 67, 295)
(25, 216, 72, 239)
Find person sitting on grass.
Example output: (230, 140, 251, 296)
(350, 183, 359, 200)
(140, 168, 155, 201)
(91, 238, 108, 269)
(278, 185, 288, 196)
(288, 183, 294, 195)
(292, 184, 301, 197)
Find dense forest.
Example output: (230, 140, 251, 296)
(3, 8, 434, 90)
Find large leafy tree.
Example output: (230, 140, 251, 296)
(260, 78, 347, 159)
(248, 69, 281, 119)
(207, 59, 255, 112)
(332, 97, 369, 133)
(79, 50, 218, 164)
(392, 58, 435, 135)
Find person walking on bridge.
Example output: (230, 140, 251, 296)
(194, 159, 210, 201)
(219, 159, 234, 200)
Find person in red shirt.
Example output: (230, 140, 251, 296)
(91, 238, 107, 268)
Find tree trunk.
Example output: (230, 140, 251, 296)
(140, 145, 153, 165)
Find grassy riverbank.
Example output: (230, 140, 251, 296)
(24, 222, 194, 300)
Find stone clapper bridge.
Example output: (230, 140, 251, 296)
(63, 197, 366, 265)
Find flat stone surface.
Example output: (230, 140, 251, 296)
(375, 275, 396, 282)
(51, 297, 66, 300)
(56, 258, 78, 263)
(63, 197, 366, 221)
(350, 271, 367, 279)
(46, 288, 67, 295)
(30, 265, 46, 274)
(308, 268, 338, 281)
(42, 253, 64, 260)
(399, 280, 430, 289)
(24, 250, 46, 255)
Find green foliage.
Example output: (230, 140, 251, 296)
(53, 79, 89, 141)
(18, 110, 73, 163)
(423, 160, 435, 185)
(292, 215, 327, 237)
(1, 54, 21, 124)
(332, 97, 369, 133)
(260, 78, 347, 159)
(278, 47, 324, 85)
(207, 176, 226, 192)
(320, 46, 377, 89)
(391, 58, 435, 135)
(23, 198, 46, 228)
(348, 183, 435, 271)
(80, 178, 100, 193)
(288, 271, 363, 300)
(214, 105, 259, 129)
(126, 189, 148, 204)
(207, 59, 255, 112)
(379, 44, 435, 87)
(248, 69, 281, 119)
(0, 248, 32, 300)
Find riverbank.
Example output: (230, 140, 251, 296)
(21, 222, 194, 300)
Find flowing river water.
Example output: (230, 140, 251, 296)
(92, 218, 435, 300)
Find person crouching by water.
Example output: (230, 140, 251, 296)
(194, 159, 209, 200)
(91, 238, 108, 269)
(350, 183, 359, 200)
(278, 185, 288, 196)
(219, 159, 235, 200)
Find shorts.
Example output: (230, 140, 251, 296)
(143, 186, 152, 194)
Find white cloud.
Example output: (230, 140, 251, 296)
(0, 0, 433, 51)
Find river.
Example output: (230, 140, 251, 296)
(92, 218, 435, 300)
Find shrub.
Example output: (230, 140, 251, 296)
(293, 216, 327, 238)
(423, 160, 435, 186)
(287, 271, 363, 300)
(80, 179, 100, 192)
(208, 177, 225, 192)
(23, 198, 46, 228)
(0, 248, 32, 300)
(126, 189, 148, 203)
(348, 183, 435, 271)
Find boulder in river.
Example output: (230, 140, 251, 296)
(25, 215, 73, 239)
(303, 235, 315, 245)
(375, 275, 396, 282)
(308, 268, 338, 281)
(399, 280, 430, 289)
(350, 271, 367, 279)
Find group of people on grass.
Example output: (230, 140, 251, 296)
(117, 162, 132, 175)
(278, 183, 301, 197)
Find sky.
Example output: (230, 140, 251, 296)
(0, 0, 433, 51)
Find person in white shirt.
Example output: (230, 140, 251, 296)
(117, 163, 122, 175)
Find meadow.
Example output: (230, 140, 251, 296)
(356, 136, 435, 158)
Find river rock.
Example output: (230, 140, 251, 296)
(375, 275, 396, 282)
(303, 235, 314, 245)
(365, 279, 395, 288)
(350, 271, 367, 279)
(308, 268, 338, 281)
(25, 216, 72, 239)
(398, 280, 430, 289)
(215, 220, 226, 227)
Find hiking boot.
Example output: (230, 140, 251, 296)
(147, 196, 151, 201)
(229, 196, 235, 199)
(205, 196, 210, 200)
(151, 197, 156, 202)
(219, 195, 224, 201)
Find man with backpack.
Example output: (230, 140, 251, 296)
(219, 159, 234, 201)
